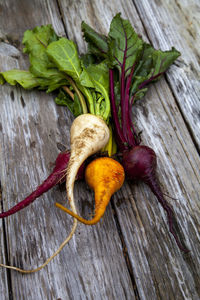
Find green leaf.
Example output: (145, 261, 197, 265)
(82, 14, 180, 101)
(0, 70, 39, 89)
(55, 89, 83, 117)
(134, 88, 148, 101)
(0, 69, 68, 92)
(46, 38, 82, 81)
(73, 93, 84, 117)
(81, 21, 108, 57)
(22, 24, 67, 90)
(44, 79, 68, 93)
(130, 43, 181, 97)
(85, 61, 110, 120)
(108, 13, 143, 76)
(46, 38, 96, 114)
(79, 64, 94, 88)
(23, 25, 62, 77)
(86, 61, 109, 94)
(80, 53, 97, 68)
(152, 47, 180, 75)
(0, 74, 5, 85)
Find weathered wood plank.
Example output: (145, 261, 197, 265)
(58, 0, 200, 299)
(0, 0, 136, 299)
(0, 213, 9, 299)
(133, 0, 200, 151)
(115, 80, 200, 300)
(0, 0, 200, 299)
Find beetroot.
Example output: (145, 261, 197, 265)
(122, 146, 156, 181)
(110, 68, 189, 252)
(109, 67, 189, 252)
(122, 146, 189, 253)
(0, 151, 85, 218)
(106, 17, 189, 252)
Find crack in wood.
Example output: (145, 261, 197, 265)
(56, 0, 69, 38)
(164, 73, 200, 155)
(0, 182, 13, 300)
(110, 200, 141, 300)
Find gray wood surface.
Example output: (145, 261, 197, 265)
(134, 0, 200, 151)
(0, 0, 199, 299)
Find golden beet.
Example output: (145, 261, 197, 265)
(56, 157, 125, 225)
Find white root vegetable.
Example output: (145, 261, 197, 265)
(66, 113, 110, 214)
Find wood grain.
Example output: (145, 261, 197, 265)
(0, 0, 199, 299)
(0, 0, 135, 299)
(133, 0, 200, 151)
(0, 213, 9, 299)
(59, 0, 200, 299)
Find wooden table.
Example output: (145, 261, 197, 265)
(0, 1, 199, 299)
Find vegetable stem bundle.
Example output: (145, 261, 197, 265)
(81, 13, 189, 253)
(0, 13, 189, 273)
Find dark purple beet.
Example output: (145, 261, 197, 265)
(122, 145, 189, 253)
(122, 145, 156, 181)
(0, 151, 85, 218)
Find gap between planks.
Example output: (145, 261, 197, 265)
(0, 182, 13, 300)
(164, 73, 200, 155)
(56, 0, 68, 37)
(110, 199, 141, 300)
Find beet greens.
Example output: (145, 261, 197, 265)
(82, 13, 189, 252)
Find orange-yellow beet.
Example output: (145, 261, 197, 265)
(55, 157, 125, 225)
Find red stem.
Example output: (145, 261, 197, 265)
(146, 174, 189, 253)
(128, 96, 141, 145)
(120, 32, 127, 141)
(109, 69, 127, 151)
(138, 72, 163, 90)
(122, 65, 136, 146)
(0, 151, 84, 218)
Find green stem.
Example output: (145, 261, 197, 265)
(90, 80, 110, 122)
(62, 86, 74, 100)
(102, 92, 111, 122)
(96, 96, 104, 116)
(66, 75, 88, 114)
(78, 85, 95, 115)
